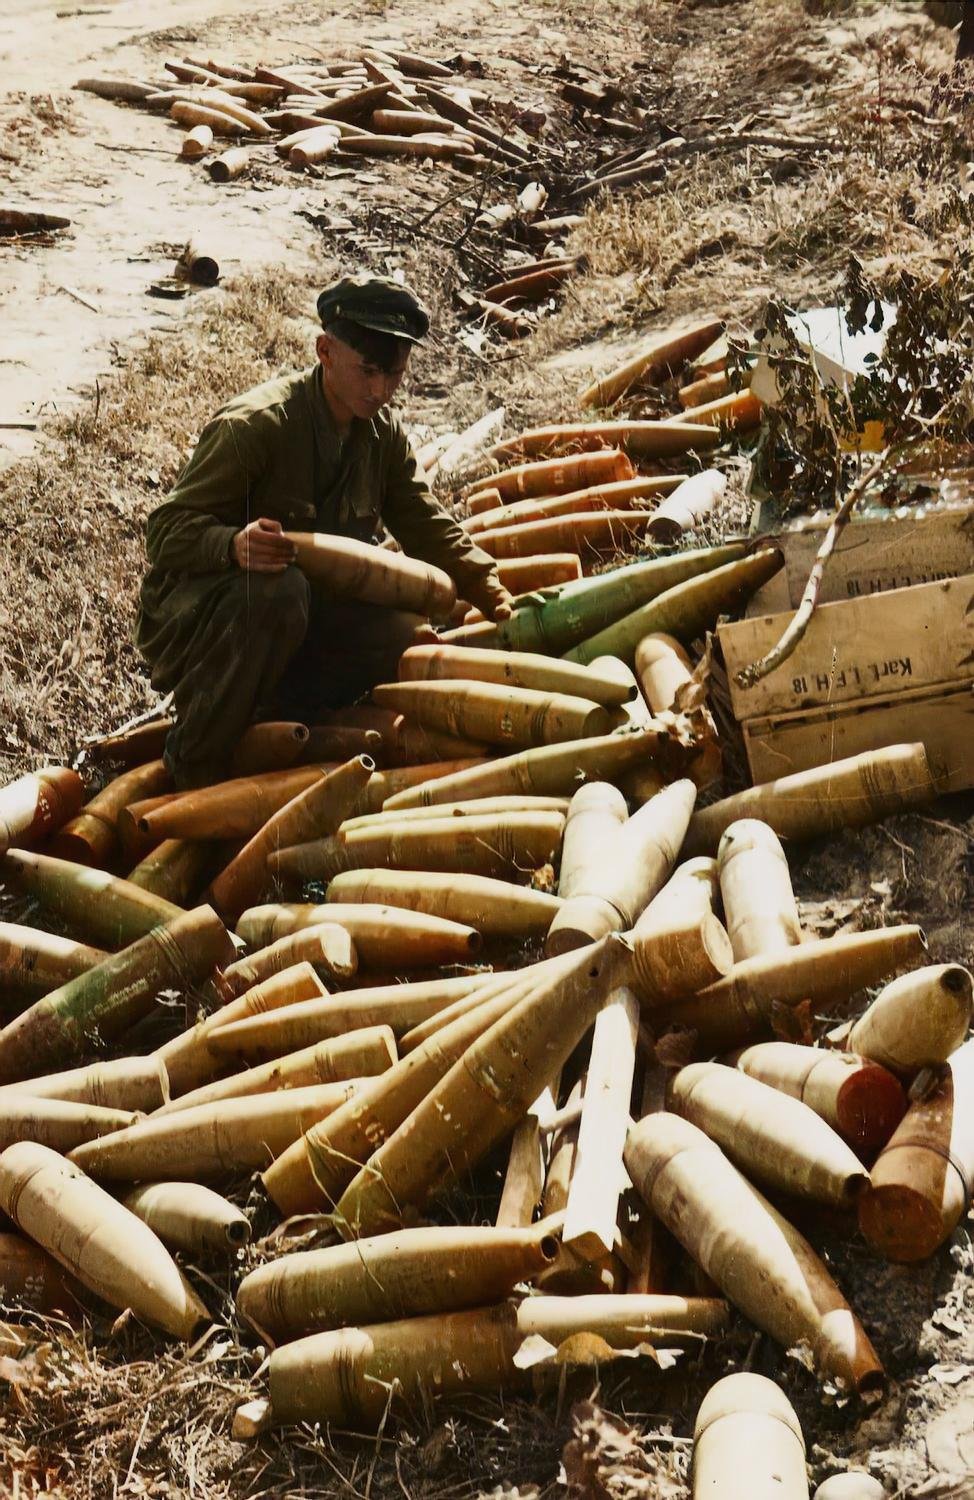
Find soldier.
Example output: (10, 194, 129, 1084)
(137, 274, 513, 788)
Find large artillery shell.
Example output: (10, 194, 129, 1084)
(858, 1038, 974, 1262)
(203, 973, 494, 1061)
(159, 1027, 396, 1112)
(625, 1113, 885, 1392)
(692, 1373, 808, 1500)
(445, 544, 745, 655)
(718, 819, 802, 961)
(463, 478, 683, 537)
(333, 811, 564, 879)
(0, 905, 235, 1084)
(2, 848, 181, 949)
(382, 728, 668, 811)
(229, 721, 310, 777)
(467, 453, 634, 505)
(646, 469, 726, 544)
(121, 1182, 251, 1255)
(310, 707, 483, 769)
(655, 925, 928, 1054)
(0, 1095, 138, 1154)
(265, 966, 556, 1215)
(547, 780, 696, 953)
(813, 1476, 885, 1500)
(237, 1222, 558, 1339)
(396, 644, 632, 708)
(137, 766, 330, 842)
(266, 1292, 727, 1427)
(557, 782, 629, 901)
(334, 936, 631, 1237)
(473, 510, 656, 563)
(209, 147, 250, 181)
(478, 552, 582, 594)
(685, 744, 938, 855)
(668, 1062, 869, 1208)
(486, 420, 719, 464)
(372, 680, 613, 748)
(0, 922, 106, 1002)
(325, 870, 561, 939)
(50, 760, 170, 868)
(286, 532, 455, 617)
(0, 1142, 208, 1338)
(579, 317, 725, 409)
(634, 632, 695, 712)
(730, 1043, 906, 1155)
(339, 795, 570, 834)
(841, 964, 973, 1075)
(180, 124, 213, 159)
(630, 856, 732, 1001)
(156, 960, 327, 1097)
(69, 1081, 359, 1181)
(566, 548, 783, 665)
(224, 923, 357, 994)
(0, 1230, 78, 1314)
(170, 99, 249, 136)
(208, 755, 375, 924)
(0, 767, 84, 854)
(235, 903, 482, 966)
(126, 839, 214, 905)
(0, 1053, 168, 1113)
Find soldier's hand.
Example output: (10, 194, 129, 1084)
(484, 586, 515, 622)
(232, 517, 297, 573)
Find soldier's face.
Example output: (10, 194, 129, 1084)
(317, 332, 411, 421)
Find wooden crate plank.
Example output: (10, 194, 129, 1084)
(720, 573, 974, 722)
(746, 504, 974, 616)
(743, 682, 974, 791)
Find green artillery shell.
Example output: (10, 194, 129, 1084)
(566, 548, 783, 665)
(2, 848, 182, 949)
(0, 905, 235, 1084)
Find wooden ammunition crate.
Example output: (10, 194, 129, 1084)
(719, 573, 974, 790)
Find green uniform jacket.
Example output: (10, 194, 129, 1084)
(136, 365, 501, 688)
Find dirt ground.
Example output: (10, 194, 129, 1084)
(3, 0, 974, 1495)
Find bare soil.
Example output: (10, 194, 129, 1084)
(3, 0, 974, 1495)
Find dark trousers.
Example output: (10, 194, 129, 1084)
(163, 566, 421, 786)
